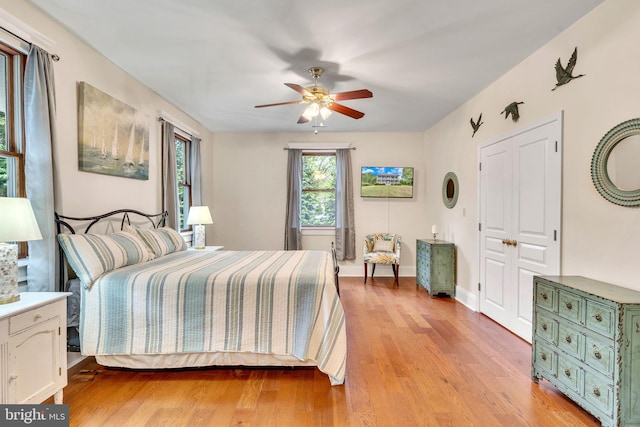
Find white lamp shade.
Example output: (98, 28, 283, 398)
(186, 206, 213, 225)
(0, 197, 43, 242)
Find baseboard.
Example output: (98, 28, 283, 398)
(454, 286, 477, 311)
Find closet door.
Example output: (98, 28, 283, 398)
(479, 113, 562, 342)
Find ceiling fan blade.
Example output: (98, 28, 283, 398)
(331, 89, 373, 101)
(297, 115, 310, 124)
(254, 100, 304, 108)
(328, 103, 365, 119)
(285, 83, 312, 96)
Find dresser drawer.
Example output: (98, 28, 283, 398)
(533, 342, 556, 375)
(584, 371, 614, 417)
(558, 290, 583, 324)
(557, 322, 584, 359)
(535, 311, 558, 344)
(557, 354, 583, 394)
(585, 301, 615, 337)
(584, 335, 614, 377)
(535, 281, 557, 312)
(9, 301, 60, 335)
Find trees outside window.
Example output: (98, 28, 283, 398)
(175, 135, 191, 231)
(302, 153, 336, 227)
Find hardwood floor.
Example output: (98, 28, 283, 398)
(53, 276, 600, 426)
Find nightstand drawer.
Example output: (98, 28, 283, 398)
(535, 281, 557, 312)
(535, 311, 557, 344)
(584, 371, 614, 416)
(9, 301, 60, 335)
(533, 342, 556, 375)
(585, 301, 614, 337)
(558, 290, 583, 324)
(557, 354, 583, 394)
(585, 335, 614, 377)
(557, 322, 584, 359)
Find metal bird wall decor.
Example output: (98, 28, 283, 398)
(552, 47, 585, 91)
(501, 101, 524, 122)
(470, 113, 483, 137)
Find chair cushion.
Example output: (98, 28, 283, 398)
(373, 239, 394, 252)
(364, 251, 399, 264)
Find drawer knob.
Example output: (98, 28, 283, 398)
(565, 336, 572, 344)
(595, 314, 603, 322)
(34, 314, 42, 321)
(565, 302, 572, 310)
(594, 351, 602, 360)
(542, 323, 548, 331)
(541, 353, 547, 361)
(541, 293, 548, 301)
(593, 388, 601, 397)
(564, 369, 571, 378)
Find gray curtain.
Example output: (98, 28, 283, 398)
(190, 136, 202, 206)
(335, 149, 355, 260)
(284, 149, 302, 250)
(24, 45, 56, 291)
(161, 121, 179, 229)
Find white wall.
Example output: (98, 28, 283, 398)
(425, 0, 640, 305)
(212, 132, 426, 277)
(1, 0, 214, 218)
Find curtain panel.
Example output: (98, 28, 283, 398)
(284, 149, 302, 250)
(335, 149, 355, 260)
(24, 45, 57, 292)
(161, 121, 179, 230)
(190, 136, 203, 206)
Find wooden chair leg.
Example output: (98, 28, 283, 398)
(364, 263, 368, 284)
(392, 264, 399, 287)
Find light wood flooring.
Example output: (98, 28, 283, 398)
(53, 276, 600, 426)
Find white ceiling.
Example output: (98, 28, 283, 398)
(29, 0, 602, 133)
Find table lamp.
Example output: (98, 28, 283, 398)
(186, 206, 213, 249)
(0, 197, 43, 304)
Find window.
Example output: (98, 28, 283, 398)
(175, 134, 191, 231)
(0, 41, 26, 257)
(301, 153, 336, 227)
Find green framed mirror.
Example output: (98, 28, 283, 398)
(591, 118, 640, 207)
(442, 172, 459, 209)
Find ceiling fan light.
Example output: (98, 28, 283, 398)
(320, 106, 332, 120)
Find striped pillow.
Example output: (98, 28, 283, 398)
(57, 231, 151, 288)
(123, 224, 187, 259)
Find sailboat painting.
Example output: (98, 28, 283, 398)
(78, 82, 149, 180)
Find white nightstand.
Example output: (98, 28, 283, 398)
(188, 246, 224, 251)
(0, 292, 71, 404)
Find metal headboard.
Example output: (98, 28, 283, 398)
(54, 209, 168, 291)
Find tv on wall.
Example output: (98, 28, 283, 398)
(361, 166, 414, 198)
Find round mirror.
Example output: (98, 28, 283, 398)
(592, 118, 640, 206)
(442, 172, 459, 209)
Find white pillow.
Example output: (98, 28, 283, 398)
(373, 239, 394, 252)
(57, 231, 151, 288)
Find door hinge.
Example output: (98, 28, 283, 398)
(59, 367, 62, 376)
(58, 327, 61, 336)
(554, 230, 557, 241)
(478, 223, 482, 232)
(478, 282, 481, 291)
(479, 162, 482, 171)
(555, 141, 558, 152)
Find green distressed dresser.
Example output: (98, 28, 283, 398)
(532, 275, 640, 426)
(416, 239, 455, 297)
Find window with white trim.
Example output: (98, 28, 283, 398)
(301, 152, 336, 227)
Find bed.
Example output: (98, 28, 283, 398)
(55, 209, 346, 385)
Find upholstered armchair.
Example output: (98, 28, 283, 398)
(363, 233, 401, 286)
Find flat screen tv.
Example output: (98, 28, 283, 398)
(361, 166, 414, 198)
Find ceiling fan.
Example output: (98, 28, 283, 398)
(254, 67, 373, 124)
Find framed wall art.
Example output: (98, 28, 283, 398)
(77, 82, 149, 180)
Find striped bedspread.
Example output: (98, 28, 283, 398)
(81, 250, 346, 385)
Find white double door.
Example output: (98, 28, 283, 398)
(478, 112, 562, 342)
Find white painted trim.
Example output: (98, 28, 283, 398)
(0, 7, 55, 51)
